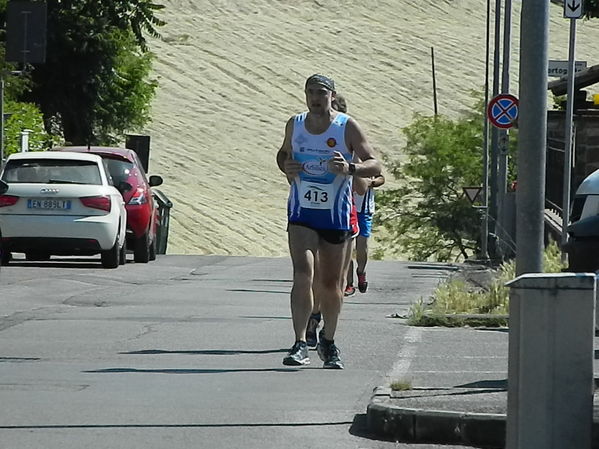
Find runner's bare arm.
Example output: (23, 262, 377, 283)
(350, 155, 368, 195)
(345, 118, 382, 178)
(276, 118, 302, 182)
(353, 174, 368, 195)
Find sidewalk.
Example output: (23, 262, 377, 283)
(366, 323, 599, 448)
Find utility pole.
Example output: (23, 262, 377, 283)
(481, 0, 492, 261)
(513, 0, 549, 277)
(497, 0, 513, 256)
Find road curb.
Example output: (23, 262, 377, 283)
(366, 387, 506, 448)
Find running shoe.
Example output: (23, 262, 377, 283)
(344, 284, 356, 297)
(357, 272, 368, 293)
(283, 341, 310, 366)
(316, 338, 344, 369)
(306, 314, 320, 348)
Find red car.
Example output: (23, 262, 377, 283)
(53, 146, 163, 263)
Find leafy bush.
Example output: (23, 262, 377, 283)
(376, 92, 517, 262)
(3, 101, 60, 156)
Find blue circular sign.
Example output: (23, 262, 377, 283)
(487, 94, 519, 129)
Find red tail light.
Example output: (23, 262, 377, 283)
(80, 195, 111, 212)
(128, 187, 147, 205)
(0, 195, 19, 207)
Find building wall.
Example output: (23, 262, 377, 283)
(546, 110, 599, 210)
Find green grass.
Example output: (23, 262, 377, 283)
(390, 379, 412, 391)
(407, 241, 566, 327)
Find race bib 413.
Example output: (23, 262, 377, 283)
(298, 182, 334, 210)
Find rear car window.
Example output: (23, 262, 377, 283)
(570, 195, 586, 223)
(1, 159, 103, 185)
(104, 157, 136, 185)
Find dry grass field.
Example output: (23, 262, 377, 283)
(141, 0, 599, 257)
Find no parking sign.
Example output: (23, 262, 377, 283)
(487, 94, 519, 129)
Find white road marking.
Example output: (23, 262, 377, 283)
(385, 326, 422, 383)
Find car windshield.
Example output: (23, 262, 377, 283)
(1, 159, 103, 185)
(104, 158, 135, 185)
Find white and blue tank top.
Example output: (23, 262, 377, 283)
(288, 111, 353, 230)
(354, 187, 376, 215)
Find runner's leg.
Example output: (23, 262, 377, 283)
(316, 238, 352, 340)
(288, 225, 319, 342)
(356, 235, 369, 275)
(345, 240, 356, 289)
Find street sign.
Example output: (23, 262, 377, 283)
(6, 1, 47, 64)
(564, 0, 583, 19)
(487, 94, 519, 129)
(463, 187, 482, 204)
(548, 59, 587, 77)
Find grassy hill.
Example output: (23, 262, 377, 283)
(142, 0, 599, 257)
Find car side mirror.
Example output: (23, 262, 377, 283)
(117, 181, 133, 194)
(0, 179, 8, 195)
(149, 175, 163, 187)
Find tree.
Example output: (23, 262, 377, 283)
(584, 0, 599, 18)
(16, 0, 165, 145)
(376, 94, 516, 262)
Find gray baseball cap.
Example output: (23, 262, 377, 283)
(305, 74, 336, 91)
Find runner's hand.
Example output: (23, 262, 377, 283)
(328, 151, 349, 174)
(284, 159, 303, 180)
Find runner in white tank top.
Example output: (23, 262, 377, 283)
(276, 74, 382, 369)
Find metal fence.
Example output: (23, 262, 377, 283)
(153, 189, 173, 255)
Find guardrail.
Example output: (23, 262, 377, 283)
(544, 199, 563, 239)
(153, 189, 173, 255)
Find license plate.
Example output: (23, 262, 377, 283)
(27, 199, 72, 210)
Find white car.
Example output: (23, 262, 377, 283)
(0, 151, 128, 268)
(565, 169, 599, 272)
(0, 179, 7, 273)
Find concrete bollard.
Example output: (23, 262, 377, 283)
(19, 129, 31, 152)
(506, 273, 596, 449)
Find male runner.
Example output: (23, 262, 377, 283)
(276, 74, 381, 369)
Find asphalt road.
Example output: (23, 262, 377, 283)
(0, 254, 472, 449)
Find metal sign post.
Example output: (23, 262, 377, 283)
(561, 0, 583, 257)
(1, 1, 47, 168)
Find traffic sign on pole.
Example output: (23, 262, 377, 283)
(463, 186, 483, 204)
(487, 94, 519, 129)
(564, 0, 583, 19)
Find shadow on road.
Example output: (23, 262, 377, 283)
(83, 367, 304, 374)
(5, 260, 104, 269)
(120, 348, 288, 355)
(0, 420, 354, 430)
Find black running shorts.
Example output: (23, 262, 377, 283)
(288, 222, 352, 245)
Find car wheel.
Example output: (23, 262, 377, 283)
(0, 251, 10, 266)
(119, 241, 126, 265)
(149, 236, 157, 261)
(101, 237, 120, 269)
(134, 231, 150, 263)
